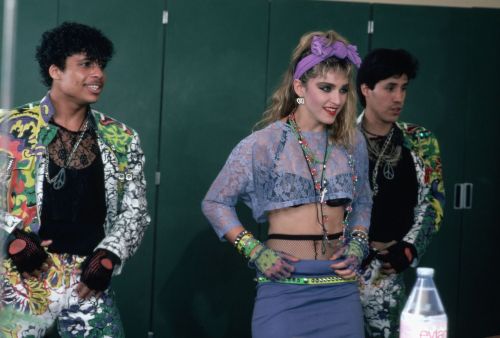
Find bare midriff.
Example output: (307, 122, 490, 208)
(267, 203, 345, 235)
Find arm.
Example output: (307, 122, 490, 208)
(202, 137, 297, 279)
(95, 132, 150, 275)
(201, 137, 255, 239)
(402, 130, 445, 263)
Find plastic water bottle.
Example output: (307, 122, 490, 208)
(400, 267, 447, 338)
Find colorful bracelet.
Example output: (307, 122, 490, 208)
(234, 230, 263, 259)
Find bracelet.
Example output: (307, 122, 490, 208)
(238, 234, 261, 258)
(350, 229, 369, 243)
(234, 231, 263, 258)
(233, 230, 249, 248)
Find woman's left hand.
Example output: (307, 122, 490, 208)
(329, 245, 358, 279)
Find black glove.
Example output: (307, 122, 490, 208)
(7, 229, 48, 274)
(377, 241, 417, 273)
(80, 250, 120, 292)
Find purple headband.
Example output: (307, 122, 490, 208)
(293, 36, 362, 80)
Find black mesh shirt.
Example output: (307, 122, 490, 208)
(40, 120, 106, 256)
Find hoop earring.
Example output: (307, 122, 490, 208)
(296, 97, 305, 105)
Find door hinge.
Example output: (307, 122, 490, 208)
(162, 10, 168, 24)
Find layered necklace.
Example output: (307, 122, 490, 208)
(45, 116, 89, 190)
(288, 112, 334, 254)
(361, 122, 401, 196)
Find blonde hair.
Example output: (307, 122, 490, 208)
(256, 30, 358, 147)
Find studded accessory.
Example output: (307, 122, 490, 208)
(296, 97, 305, 105)
(233, 230, 283, 275)
(344, 228, 370, 270)
(255, 274, 356, 285)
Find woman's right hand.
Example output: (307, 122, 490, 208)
(251, 247, 299, 280)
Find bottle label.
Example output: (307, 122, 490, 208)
(400, 314, 447, 338)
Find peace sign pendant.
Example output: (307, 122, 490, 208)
(383, 162, 395, 180)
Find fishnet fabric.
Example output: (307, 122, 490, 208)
(266, 238, 343, 260)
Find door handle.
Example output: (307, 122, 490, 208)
(453, 183, 473, 209)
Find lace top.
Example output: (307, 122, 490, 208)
(202, 120, 372, 238)
(40, 122, 107, 255)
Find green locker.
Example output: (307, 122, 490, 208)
(155, 1, 269, 337)
(460, 8, 500, 337)
(56, 2, 165, 336)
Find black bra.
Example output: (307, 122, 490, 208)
(291, 198, 352, 208)
(268, 232, 342, 240)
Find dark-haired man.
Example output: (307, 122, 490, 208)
(356, 48, 445, 337)
(0, 22, 149, 337)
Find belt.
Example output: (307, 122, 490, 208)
(255, 275, 356, 285)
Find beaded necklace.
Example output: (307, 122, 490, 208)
(288, 112, 358, 253)
(288, 112, 332, 254)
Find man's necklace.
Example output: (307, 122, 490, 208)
(45, 117, 89, 190)
(362, 124, 395, 196)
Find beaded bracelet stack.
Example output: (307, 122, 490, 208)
(234, 230, 262, 259)
(347, 228, 370, 259)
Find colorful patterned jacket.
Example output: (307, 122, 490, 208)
(0, 95, 150, 274)
(357, 115, 445, 261)
(397, 121, 445, 260)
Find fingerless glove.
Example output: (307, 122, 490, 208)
(234, 230, 281, 274)
(80, 250, 120, 291)
(8, 229, 48, 274)
(344, 229, 370, 270)
(377, 241, 417, 273)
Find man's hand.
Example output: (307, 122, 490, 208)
(77, 250, 118, 299)
(8, 229, 53, 279)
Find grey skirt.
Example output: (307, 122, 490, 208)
(252, 260, 364, 338)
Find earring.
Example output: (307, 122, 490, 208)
(296, 97, 305, 105)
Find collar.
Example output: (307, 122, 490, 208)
(40, 92, 97, 130)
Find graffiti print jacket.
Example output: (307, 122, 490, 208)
(0, 95, 150, 274)
(396, 120, 445, 260)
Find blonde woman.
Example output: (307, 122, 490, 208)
(202, 30, 371, 337)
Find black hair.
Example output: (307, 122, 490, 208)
(35, 21, 114, 87)
(356, 48, 418, 107)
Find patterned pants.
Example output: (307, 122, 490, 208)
(0, 253, 124, 338)
(358, 259, 407, 338)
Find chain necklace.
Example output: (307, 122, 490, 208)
(45, 117, 89, 190)
(288, 112, 333, 254)
(364, 125, 395, 196)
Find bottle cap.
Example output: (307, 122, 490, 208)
(417, 267, 434, 277)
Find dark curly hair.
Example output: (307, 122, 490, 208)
(356, 48, 418, 108)
(35, 21, 114, 87)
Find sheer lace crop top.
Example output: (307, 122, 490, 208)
(202, 121, 372, 238)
